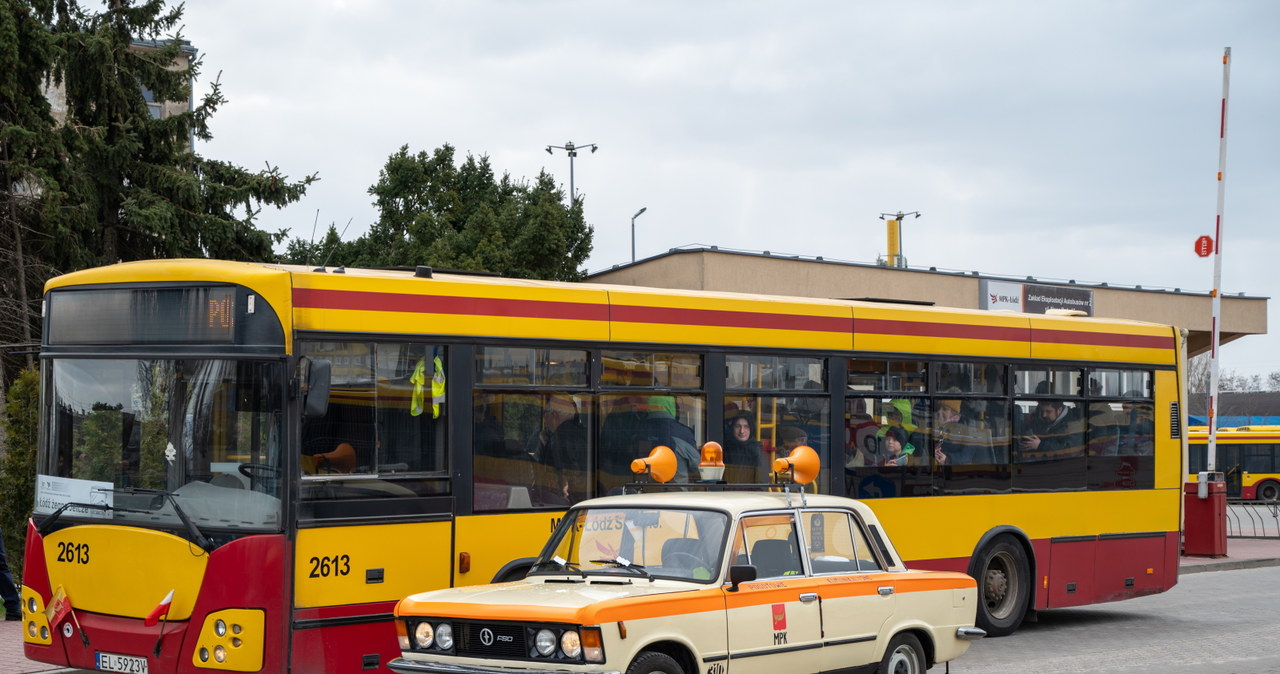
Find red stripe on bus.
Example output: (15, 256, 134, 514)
(1032, 329, 1175, 350)
(856, 318, 1029, 342)
(610, 304, 851, 333)
(293, 288, 610, 322)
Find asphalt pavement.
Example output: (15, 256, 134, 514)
(4, 539, 1279, 673)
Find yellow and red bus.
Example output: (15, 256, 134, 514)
(1188, 426, 1280, 501)
(21, 259, 1186, 671)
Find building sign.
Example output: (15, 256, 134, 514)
(980, 280, 1094, 316)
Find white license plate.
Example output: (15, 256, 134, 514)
(96, 652, 148, 673)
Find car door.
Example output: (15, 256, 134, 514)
(801, 509, 895, 671)
(723, 511, 824, 674)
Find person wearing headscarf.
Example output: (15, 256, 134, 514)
(723, 413, 766, 483)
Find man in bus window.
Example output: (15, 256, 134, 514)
(1019, 400, 1085, 460)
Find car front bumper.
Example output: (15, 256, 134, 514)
(387, 658, 621, 674)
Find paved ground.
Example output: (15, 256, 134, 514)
(4, 539, 1279, 673)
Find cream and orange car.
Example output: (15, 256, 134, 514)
(389, 447, 984, 674)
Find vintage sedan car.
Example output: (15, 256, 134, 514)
(389, 447, 983, 674)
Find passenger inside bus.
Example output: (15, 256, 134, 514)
(1018, 400, 1085, 460)
(723, 413, 766, 483)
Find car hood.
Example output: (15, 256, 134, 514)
(396, 576, 723, 625)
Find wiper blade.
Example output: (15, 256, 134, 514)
(36, 501, 151, 536)
(102, 487, 214, 552)
(531, 556, 584, 577)
(589, 557, 652, 580)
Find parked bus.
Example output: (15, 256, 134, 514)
(1188, 426, 1280, 501)
(20, 259, 1186, 672)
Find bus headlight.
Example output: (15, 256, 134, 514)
(414, 622, 434, 649)
(560, 629, 581, 658)
(435, 623, 453, 650)
(534, 629, 557, 656)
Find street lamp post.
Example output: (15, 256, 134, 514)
(545, 141, 598, 202)
(631, 207, 647, 263)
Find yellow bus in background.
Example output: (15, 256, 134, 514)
(21, 259, 1185, 672)
(1188, 426, 1280, 501)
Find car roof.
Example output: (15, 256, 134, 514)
(574, 490, 880, 520)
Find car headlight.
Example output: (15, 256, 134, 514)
(435, 622, 453, 650)
(560, 629, 581, 658)
(534, 629, 557, 657)
(414, 622, 434, 649)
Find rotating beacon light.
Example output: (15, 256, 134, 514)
(698, 441, 725, 482)
(631, 446, 678, 483)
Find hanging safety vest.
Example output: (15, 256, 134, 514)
(431, 355, 446, 419)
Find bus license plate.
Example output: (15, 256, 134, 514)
(96, 652, 148, 673)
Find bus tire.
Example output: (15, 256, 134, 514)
(1258, 481, 1280, 502)
(973, 534, 1030, 637)
(626, 650, 684, 674)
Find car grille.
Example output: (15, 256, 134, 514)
(455, 621, 527, 658)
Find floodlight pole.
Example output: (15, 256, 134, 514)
(1207, 48, 1231, 471)
(545, 141, 598, 203)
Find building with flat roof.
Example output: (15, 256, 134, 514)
(587, 246, 1267, 358)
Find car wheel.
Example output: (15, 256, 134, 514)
(877, 632, 925, 674)
(1258, 481, 1280, 502)
(626, 650, 684, 674)
(973, 534, 1030, 637)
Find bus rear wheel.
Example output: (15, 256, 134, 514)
(973, 534, 1030, 637)
(1258, 481, 1280, 502)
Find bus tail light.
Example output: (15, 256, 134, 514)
(193, 609, 263, 671)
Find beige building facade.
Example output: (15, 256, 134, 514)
(588, 247, 1267, 357)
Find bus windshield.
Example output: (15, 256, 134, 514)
(39, 358, 286, 533)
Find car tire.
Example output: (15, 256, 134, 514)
(973, 534, 1030, 637)
(626, 650, 684, 674)
(877, 632, 926, 674)
(1258, 481, 1280, 502)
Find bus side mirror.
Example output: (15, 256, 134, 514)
(727, 564, 757, 592)
(302, 358, 331, 419)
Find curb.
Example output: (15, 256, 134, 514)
(1179, 556, 1280, 575)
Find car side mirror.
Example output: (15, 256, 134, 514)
(727, 564, 757, 592)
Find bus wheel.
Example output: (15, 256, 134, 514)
(626, 651, 684, 674)
(974, 534, 1030, 637)
(1258, 481, 1280, 502)
(877, 632, 926, 674)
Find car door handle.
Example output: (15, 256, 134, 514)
(878, 586, 894, 596)
(799, 592, 819, 602)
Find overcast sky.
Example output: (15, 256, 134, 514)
(180, 1, 1279, 377)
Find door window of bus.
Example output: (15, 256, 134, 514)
(298, 341, 448, 501)
(726, 355, 827, 488)
(473, 347, 592, 511)
(472, 391, 594, 510)
(847, 359, 927, 393)
(598, 351, 705, 496)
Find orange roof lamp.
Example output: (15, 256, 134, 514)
(773, 445, 820, 486)
(698, 441, 725, 482)
(631, 445, 678, 483)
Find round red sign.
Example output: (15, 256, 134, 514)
(1195, 235, 1214, 257)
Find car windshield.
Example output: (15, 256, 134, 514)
(535, 507, 729, 583)
(38, 358, 285, 533)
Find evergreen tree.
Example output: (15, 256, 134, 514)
(287, 143, 592, 281)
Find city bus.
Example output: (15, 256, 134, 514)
(1188, 426, 1280, 500)
(20, 259, 1186, 672)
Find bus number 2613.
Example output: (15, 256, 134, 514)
(56, 541, 90, 564)
(308, 554, 351, 578)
